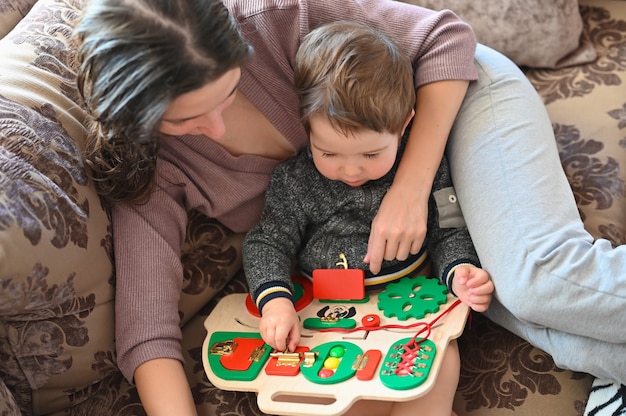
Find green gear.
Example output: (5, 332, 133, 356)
(376, 275, 448, 321)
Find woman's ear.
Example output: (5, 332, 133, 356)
(400, 109, 416, 136)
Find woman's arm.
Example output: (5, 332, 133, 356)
(366, 79, 470, 274)
(135, 358, 197, 416)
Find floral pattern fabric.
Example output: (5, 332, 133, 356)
(0, 0, 624, 415)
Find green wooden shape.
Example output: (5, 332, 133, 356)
(293, 280, 304, 300)
(380, 338, 437, 390)
(302, 317, 357, 330)
(301, 341, 363, 385)
(376, 275, 448, 320)
(207, 331, 271, 381)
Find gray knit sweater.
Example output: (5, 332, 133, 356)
(243, 141, 480, 312)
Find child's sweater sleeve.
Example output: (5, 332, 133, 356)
(425, 156, 481, 295)
(243, 155, 310, 313)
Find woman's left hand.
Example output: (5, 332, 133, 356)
(365, 182, 428, 274)
(365, 80, 470, 275)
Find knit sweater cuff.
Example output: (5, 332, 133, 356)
(442, 260, 479, 297)
(254, 281, 294, 315)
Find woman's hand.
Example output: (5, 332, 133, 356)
(365, 80, 470, 275)
(365, 182, 428, 274)
(259, 297, 300, 352)
(451, 265, 494, 312)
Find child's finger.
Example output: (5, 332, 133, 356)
(288, 326, 300, 351)
(469, 296, 492, 308)
(466, 275, 491, 289)
(470, 284, 494, 295)
(262, 326, 279, 350)
(274, 334, 287, 352)
(470, 293, 492, 303)
(276, 324, 294, 351)
(454, 266, 470, 284)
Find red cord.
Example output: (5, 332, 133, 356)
(394, 299, 461, 376)
(312, 299, 463, 376)
(315, 299, 462, 334)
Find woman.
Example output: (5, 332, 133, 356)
(74, 0, 625, 414)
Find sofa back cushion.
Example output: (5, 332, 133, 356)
(399, 0, 598, 69)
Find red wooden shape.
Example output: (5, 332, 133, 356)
(265, 346, 310, 376)
(355, 349, 382, 381)
(219, 338, 266, 372)
(312, 269, 365, 300)
(245, 275, 314, 317)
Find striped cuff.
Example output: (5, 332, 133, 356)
(442, 260, 479, 297)
(254, 281, 294, 315)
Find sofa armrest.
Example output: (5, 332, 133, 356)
(0, 0, 38, 39)
(0, 0, 116, 414)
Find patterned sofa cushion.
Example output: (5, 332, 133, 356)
(398, 0, 598, 69)
(526, 0, 626, 247)
(0, 0, 622, 415)
(0, 1, 247, 414)
(0, 0, 116, 413)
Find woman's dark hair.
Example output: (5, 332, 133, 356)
(74, 0, 252, 206)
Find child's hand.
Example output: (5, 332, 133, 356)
(259, 297, 300, 352)
(451, 265, 494, 312)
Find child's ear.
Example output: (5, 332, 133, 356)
(400, 109, 416, 136)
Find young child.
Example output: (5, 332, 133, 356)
(243, 21, 494, 416)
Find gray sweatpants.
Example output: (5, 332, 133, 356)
(447, 44, 626, 383)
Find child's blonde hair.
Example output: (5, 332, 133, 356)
(295, 21, 415, 136)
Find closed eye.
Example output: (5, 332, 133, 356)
(167, 119, 188, 126)
(364, 153, 380, 159)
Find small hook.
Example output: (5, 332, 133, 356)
(336, 253, 349, 269)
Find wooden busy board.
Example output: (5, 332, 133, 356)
(202, 275, 468, 416)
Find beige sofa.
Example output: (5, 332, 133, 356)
(0, 0, 623, 415)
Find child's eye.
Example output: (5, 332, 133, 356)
(364, 153, 379, 159)
(321, 153, 335, 158)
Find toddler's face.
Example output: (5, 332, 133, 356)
(308, 114, 400, 187)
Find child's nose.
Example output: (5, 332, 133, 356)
(342, 163, 361, 177)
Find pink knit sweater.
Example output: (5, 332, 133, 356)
(113, 0, 478, 382)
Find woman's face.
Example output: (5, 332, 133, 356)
(158, 67, 241, 138)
